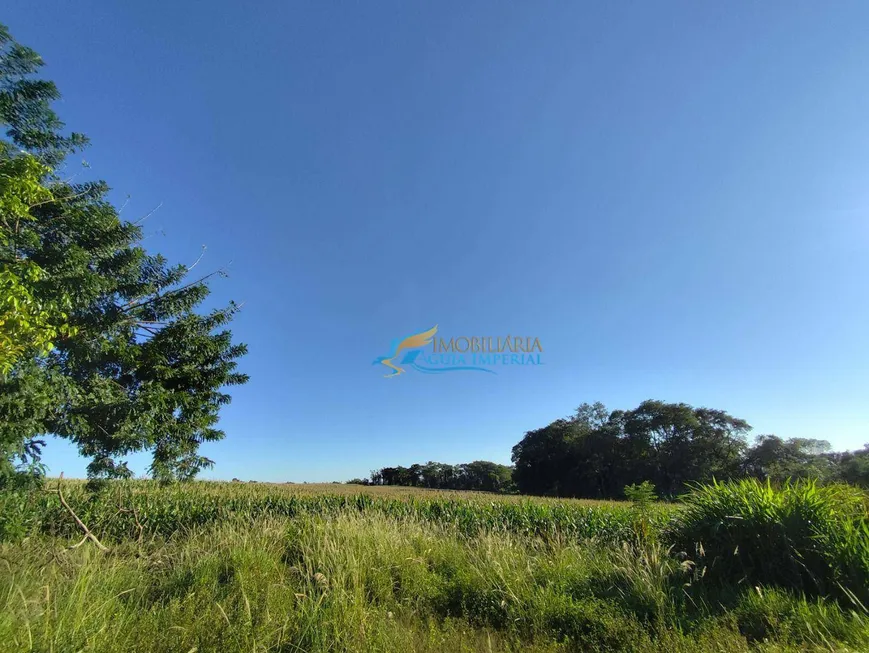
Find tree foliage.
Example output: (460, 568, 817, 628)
(832, 445, 869, 487)
(512, 400, 869, 499)
(366, 460, 516, 493)
(511, 399, 746, 498)
(0, 24, 247, 484)
(357, 400, 867, 499)
(0, 151, 75, 375)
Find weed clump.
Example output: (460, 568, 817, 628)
(671, 479, 869, 605)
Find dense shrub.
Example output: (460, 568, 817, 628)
(0, 489, 42, 542)
(671, 479, 869, 605)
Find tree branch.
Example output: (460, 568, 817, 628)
(57, 473, 109, 552)
(187, 245, 207, 272)
(132, 202, 163, 226)
(121, 268, 226, 315)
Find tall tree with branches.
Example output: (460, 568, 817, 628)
(0, 24, 248, 484)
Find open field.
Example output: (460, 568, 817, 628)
(1, 479, 677, 545)
(1, 480, 868, 652)
(38, 478, 657, 504)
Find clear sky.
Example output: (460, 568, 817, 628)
(4, 2, 868, 481)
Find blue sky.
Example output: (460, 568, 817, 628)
(4, 2, 868, 481)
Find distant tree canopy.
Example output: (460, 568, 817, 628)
(363, 460, 516, 494)
(353, 401, 868, 499)
(512, 401, 749, 498)
(0, 24, 247, 485)
(512, 401, 869, 498)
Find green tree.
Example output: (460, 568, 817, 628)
(511, 418, 577, 496)
(369, 460, 515, 493)
(0, 24, 247, 483)
(457, 461, 514, 493)
(743, 435, 835, 483)
(833, 445, 869, 487)
(513, 400, 749, 499)
(0, 151, 75, 375)
(512, 403, 618, 497)
(420, 461, 455, 488)
(0, 25, 87, 166)
(621, 400, 748, 495)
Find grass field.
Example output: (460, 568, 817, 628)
(1, 480, 867, 652)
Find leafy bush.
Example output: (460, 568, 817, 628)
(671, 479, 869, 605)
(0, 489, 42, 542)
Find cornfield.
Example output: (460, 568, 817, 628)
(2, 480, 867, 653)
(2, 479, 677, 544)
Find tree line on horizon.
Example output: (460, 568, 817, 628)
(512, 400, 868, 498)
(355, 400, 869, 498)
(349, 459, 515, 493)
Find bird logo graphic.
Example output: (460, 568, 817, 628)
(372, 325, 439, 378)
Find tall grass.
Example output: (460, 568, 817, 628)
(4, 510, 866, 652)
(1, 479, 867, 651)
(671, 478, 869, 606)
